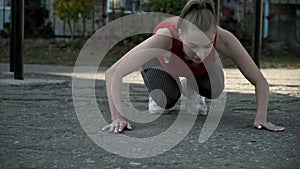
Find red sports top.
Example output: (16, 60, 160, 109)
(152, 18, 217, 77)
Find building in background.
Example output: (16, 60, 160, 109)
(107, 0, 146, 14)
(268, 0, 300, 41)
(0, 0, 11, 31)
(220, 0, 300, 41)
(1, 0, 299, 42)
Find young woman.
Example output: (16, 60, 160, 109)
(102, 0, 285, 133)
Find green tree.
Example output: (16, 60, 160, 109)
(53, 0, 97, 38)
(78, 0, 98, 36)
(141, 0, 188, 15)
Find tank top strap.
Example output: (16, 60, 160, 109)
(213, 30, 218, 47)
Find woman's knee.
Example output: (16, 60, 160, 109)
(198, 77, 224, 99)
(210, 80, 224, 99)
(207, 67, 225, 99)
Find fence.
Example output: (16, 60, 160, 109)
(1, 0, 299, 42)
(220, 0, 300, 42)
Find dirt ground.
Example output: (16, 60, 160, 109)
(0, 64, 299, 169)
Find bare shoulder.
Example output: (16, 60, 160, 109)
(164, 16, 179, 24)
(216, 27, 234, 45)
(149, 28, 172, 50)
(215, 26, 239, 56)
(156, 28, 172, 37)
(217, 26, 233, 36)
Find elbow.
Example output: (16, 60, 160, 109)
(105, 70, 110, 79)
(105, 67, 123, 83)
(256, 76, 269, 91)
(261, 76, 269, 87)
(263, 78, 269, 91)
(105, 67, 114, 80)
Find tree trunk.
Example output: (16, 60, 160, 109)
(68, 22, 73, 39)
(83, 17, 86, 37)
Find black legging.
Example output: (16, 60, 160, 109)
(141, 58, 224, 109)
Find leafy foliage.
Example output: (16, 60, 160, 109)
(141, 0, 188, 15)
(24, 0, 54, 38)
(53, 0, 97, 37)
(0, 23, 10, 38)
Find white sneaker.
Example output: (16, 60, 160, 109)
(148, 96, 180, 114)
(180, 94, 207, 115)
(180, 79, 208, 116)
(148, 94, 207, 115)
(148, 79, 207, 115)
(148, 96, 165, 114)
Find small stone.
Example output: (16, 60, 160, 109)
(129, 162, 141, 166)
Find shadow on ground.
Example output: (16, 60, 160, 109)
(0, 73, 299, 169)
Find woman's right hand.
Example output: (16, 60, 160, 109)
(102, 118, 133, 133)
(253, 121, 285, 132)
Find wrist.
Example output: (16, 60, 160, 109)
(112, 115, 123, 121)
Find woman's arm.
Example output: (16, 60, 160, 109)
(102, 29, 172, 133)
(216, 27, 285, 131)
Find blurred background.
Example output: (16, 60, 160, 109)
(0, 0, 299, 68)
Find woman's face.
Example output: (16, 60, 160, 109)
(179, 29, 215, 63)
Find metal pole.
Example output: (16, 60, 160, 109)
(10, 0, 24, 79)
(252, 0, 263, 68)
(2, 0, 5, 29)
(9, 0, 14, 72)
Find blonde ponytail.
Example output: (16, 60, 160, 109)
(178, 0, 217, 33)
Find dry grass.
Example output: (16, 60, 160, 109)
(1, 39, 299, 68)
